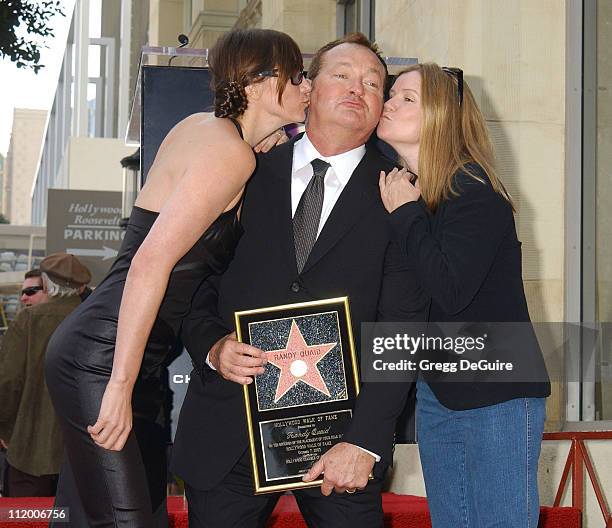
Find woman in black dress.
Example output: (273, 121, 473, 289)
(45, 28, 310, 526)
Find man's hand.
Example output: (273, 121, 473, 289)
(209, 332, 267, 385)
(0, 438, 8, 449)
(302, 442, 375, 496)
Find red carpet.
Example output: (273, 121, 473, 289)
(265, 494, 581, 528)
(0, 494, 581, 527)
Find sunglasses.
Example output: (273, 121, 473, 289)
(22, 286, 43, 297)
(442, 67, 464, 106)
(257, 69, 307, 86)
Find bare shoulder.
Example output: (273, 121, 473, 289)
(169, 114, 254, 172)
(139, 114, 254, 211)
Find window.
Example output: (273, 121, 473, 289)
(567, 0, 612, 423)
(336, 0, 375, 39)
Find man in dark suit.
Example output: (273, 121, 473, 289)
(172, 32, 427, 527)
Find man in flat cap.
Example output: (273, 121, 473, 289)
(0, 253, 91, 496)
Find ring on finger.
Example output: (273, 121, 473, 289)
(346, 488, 356, 494)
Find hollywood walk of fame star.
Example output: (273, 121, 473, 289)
(265, 319, 337, 403)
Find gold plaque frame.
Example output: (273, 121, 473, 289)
(235, 297, 360, 494)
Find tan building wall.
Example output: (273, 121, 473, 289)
(149, 0, 337, 68)
(182, 0, 336, 54)
(187, 0, 243, 50)
(235, 0, 262, 29)
(0, 224, 46, 254)
(5, 109, 47, 225)
(149, 0, 186, 47)
(130, 1, 151, 103)
(65, 137, 134, 193)
(0, 153, 5, 218)
(261, 0, 336, 54)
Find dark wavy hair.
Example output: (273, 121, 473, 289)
(209, 29, 303, 119)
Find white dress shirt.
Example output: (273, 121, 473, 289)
(206, 133, 380, 462)
(291, 133, 365, 231)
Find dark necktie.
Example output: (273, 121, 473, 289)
(293, 158, 331, 273)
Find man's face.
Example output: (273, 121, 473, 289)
(20, 277, 47, 307)
(307, 43, 385, 136)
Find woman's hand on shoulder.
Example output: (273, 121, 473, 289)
(254, 128, 289, 153)
(379, 167, 421, 213)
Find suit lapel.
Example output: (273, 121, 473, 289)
(301, 146, 382, 273)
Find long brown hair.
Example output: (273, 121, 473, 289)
(398, 63, 513, 212)
(209, 29, 303, 118)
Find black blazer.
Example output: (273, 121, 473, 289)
(389, 164, 550, 410)
(170, 136, 428, 490)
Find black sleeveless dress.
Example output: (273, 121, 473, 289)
(45, 123, 244, 527)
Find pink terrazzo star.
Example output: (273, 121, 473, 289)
(265, 320, 337, 403)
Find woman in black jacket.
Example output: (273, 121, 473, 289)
(378, 63, 550, 528)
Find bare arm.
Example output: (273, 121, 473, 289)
(88, 129, 254, 450)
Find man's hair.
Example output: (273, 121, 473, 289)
(24, 269, 42, 279)
(307, 32, 388, 81)
(41, 272, 80, 298)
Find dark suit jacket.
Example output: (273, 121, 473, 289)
(171, 136, 428, 490)
(388, 164, 550, 409)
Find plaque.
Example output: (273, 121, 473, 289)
(235, 297, 360, 494)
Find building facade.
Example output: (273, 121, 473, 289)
(30, 0, 147, 226)
(0, 153, 5, 218)
(4, 109, 47, 225)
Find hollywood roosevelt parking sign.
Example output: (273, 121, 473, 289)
(46, 189, 125, 286)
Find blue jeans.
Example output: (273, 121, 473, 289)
(416, 379, 546, 528)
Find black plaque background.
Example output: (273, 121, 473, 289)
(258, 409, 352, 482)
(236, 298, 359, 494)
